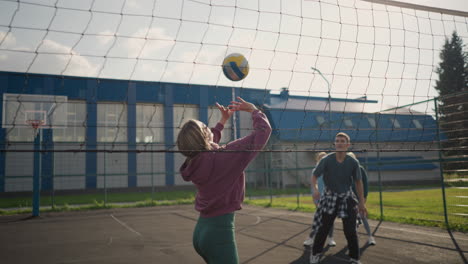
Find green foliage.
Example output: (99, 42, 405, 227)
(434, 31, 468, 171)
(435, 31, 467, 96)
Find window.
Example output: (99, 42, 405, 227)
(343, 117, 353, 128)
(367, 117, 376, 128)
(173, 104, 199, 140)
(136, 104, 164, 143)
(53, 101, 86, 142)
(390, 117, 401, 128)
(97, 103, 127, 142)
(208, 106, 232, 142)
(5, 125, 35, 142)
(316, 115, 325, 125)
(412, 119, 423, 129)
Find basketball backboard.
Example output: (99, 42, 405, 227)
(2, 93, 68, 129)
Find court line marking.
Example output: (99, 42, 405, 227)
(376, 224, 468, 241)
(242, 208, 468, 242)
(110, 214, 142, 237)
(254, 216, 261, 225)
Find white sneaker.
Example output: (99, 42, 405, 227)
(368, 236, 376, 245)
(303, 237, 314, 246)
(349, 258, 362, 264)
(310, 253, 321, 264)
(327, 237, 336, 247)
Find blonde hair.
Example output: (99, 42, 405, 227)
(336, 132, 351, 143)
(316, 152, 327, 162)
(177, 119, 211, 158)
(347, 152, 356, 159)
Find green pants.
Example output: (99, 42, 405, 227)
(193, 213, 238, 264)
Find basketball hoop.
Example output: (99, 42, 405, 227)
(26, 119, 45, 137)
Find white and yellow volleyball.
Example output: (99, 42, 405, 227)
(222, 53, 249, 81)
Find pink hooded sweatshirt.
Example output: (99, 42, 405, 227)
(180, 110, 272, 218)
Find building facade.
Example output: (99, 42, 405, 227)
(0, 72, 441, 192)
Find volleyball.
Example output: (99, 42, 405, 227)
(222, 53, 249, 81)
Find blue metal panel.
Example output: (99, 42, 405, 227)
(56, 76, 87, 99)
(172, 83, 200, 104)
(136, 81, 164, 103)
(238, 87, 271, 106)
(199, 86, 208, 124)
(86, 80, 97, 188)
(127, 82, 137, 187)
(267, 109, 440, 143)
(164, 83, 174, 186)
(97, 79, 128, 101)
(205, 85, 233, 106)
(30, 75, 47, 94)
(7, 73, 29, 94)
(41, 129, 54, 190)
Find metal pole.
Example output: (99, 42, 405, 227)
(151, 144, 154, 203)
(232, 86, 237, 140)
(311, 67, 332, 145)
(104, 145, 107, 206)
(375, 113, 384, 219)
(434, 98, 450, 228)
(296, 146, 299, 207)
(32, 128, 42, 217)
(269, 150, 272, 205)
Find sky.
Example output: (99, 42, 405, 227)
(0, 0, 467, 113)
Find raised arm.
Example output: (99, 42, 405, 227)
(210, 102, 234, 144)
(221, 97, 272, 168)
(225, 107, 271, 152)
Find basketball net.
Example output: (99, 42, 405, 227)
(26, 120, 45, 137)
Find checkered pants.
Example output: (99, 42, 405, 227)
(310, 188, 359, 237)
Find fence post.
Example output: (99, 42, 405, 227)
(375, 112, 383, 220)
(434, 98, 450, 229)
(296, 146, 299, 207)
(269, 150, 273, 205)
(104, 146, 107, 206)
(32, 129, 42, 217)
(151, 144, 154, 203)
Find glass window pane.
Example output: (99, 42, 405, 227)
(391, 117, 401, 128)
(208, 106, 232, 143)
(53, 100, 86, 142)
(136, 104, 164, 143)
(173, 104, 199, 141)
(97, 103, 127, 142)
(367, 117, 376, 128)
(413, 119, 422, 129)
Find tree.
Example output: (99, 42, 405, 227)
(434, 31, 468, 173)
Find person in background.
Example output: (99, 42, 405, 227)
(309, 132, 367, 264)
(348, 152, 376, 246)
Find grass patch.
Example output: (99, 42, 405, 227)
(0, 198, 196, 215)
(1, 187, 466, 232)
(245, 187, 468, 232)
(0, 190, 197, 209)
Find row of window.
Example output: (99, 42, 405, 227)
(316, 115, 424, 129)
(5, 101, 426, 142)
(6, 102, 232, 143)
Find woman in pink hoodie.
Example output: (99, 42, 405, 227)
(177, 97, 272, 264)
